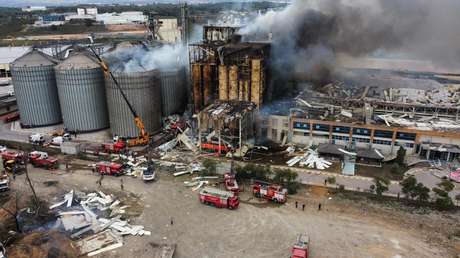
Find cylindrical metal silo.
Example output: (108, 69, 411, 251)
(105, 70, 161, 138)
(10, 49, 62, 127)
(55, 53, 109, 132)
(159, 69, 186, 117)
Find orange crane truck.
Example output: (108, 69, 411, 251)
(89, 46, 149, 147)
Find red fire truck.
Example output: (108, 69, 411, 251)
(200, 143, 231, 153)
(252, 180, 288, 203)
(291, 233, 310, 258)
(29, 151, 58, 170)
(2, 112, 20, 123)
(101, 140, 126, 154)
(199, 187, 239, 210)
(224, 173, 239, 194)
(1, 151, 24, 164)
(94, 162, 125, 176)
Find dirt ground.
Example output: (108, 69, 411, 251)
(3, 161, 460, 258)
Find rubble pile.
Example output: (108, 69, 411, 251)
(50, 190, 150, 256)
(287, 149, 332, 170)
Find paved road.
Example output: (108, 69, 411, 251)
(284, 166, 460, 200)
(0, 123, 459, 202)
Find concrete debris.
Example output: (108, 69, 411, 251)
(50, 190, 74, 209)
(49, 190, 150, 256)
(74, 230, 123, 257)
(286, 149, 332, 170)
(157, 138, 178, 153)
(286, 146, 296, 155)
(177, 129, 198, 152)
(377, 114, 460, 131)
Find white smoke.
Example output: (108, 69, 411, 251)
(104, 44, 187, 73)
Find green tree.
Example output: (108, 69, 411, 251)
(395, 146, 406, 165)
(391, 163, 404, 176)
(273, 168, 300, 194)
(432, 180, 455, 210)
(413, 183, 430, 204)
(201, 159, 217, 176)
(455, 193, 460, 206)
(371, 177, 390, 197)
(326, 176, 336, 185)
(400, 176, 417, 200)
(235, 163, 272, 182)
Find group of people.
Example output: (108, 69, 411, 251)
(295, 201, 322, 211)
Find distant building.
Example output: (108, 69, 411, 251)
(34, 14, 66, 27)
(150, 16, 181, 43)
(0, 47, 30, 78)
(96, 12, 146, 25)
(66, 8, 98, 22)
(22, 6, 47, 12)
(77, 7, 98, 16)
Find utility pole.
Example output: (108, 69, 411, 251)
(180, 2, 189, 46)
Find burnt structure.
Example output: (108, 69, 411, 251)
(198, 101, 256, 155)
(189, 26, 271, 112)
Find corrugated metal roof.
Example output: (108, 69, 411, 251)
(0, 47, 30, 65)
(11, 49, 57, 67)
(55, 52, 100, 70)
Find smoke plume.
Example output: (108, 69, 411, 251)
(241, 0, 460, 83)
(103, 43, 187, 73)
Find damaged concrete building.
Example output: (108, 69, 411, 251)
(189, 25, 271, 112)
(262, 75, 460, 163)
(198, 101, 256, 155)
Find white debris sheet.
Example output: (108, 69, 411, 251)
(286, 149, 332, 170)
(49, 190, 151, 256)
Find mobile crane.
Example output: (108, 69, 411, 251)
(88, 45, 149, 147)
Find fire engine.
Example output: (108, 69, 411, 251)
(2, 112, 19, 123)
(252, 180, 288, 203)
(101, 136, 126, 154)
(94, 162, 125, 176)
(1, 151, 24, 164)
(200, 143, 231, 153)
(29, 151, 58, 170)
(199, 187, 239, 210)
(224, 173, 239, 194)
(291, 233, 310, 258)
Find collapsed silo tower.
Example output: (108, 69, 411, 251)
(105, 70, 162, 138)
(10, 49, 62, 127)
(55, 52, 109, 132)
(159, 68, 186, 117)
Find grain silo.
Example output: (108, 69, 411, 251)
(105, 70, 161, 138)
(10, 49, 62, 127)
(55, 52, 109, 132)
(159, 68, 186, 117)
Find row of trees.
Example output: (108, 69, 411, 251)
(200, 159, 302, 194)
(234, 163, 301, 194)
(370, 176, 459, 210)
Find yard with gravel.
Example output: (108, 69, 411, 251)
(3, 160, 459, 258)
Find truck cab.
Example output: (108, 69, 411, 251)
(291, 233, 310, 258)
(252, 180, 288, 203)
(199, 187, 239, 210)
(95, 162, 124, 176)
(224, 173, 239, 194)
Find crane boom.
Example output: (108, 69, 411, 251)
(88, 47, 149, 146)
